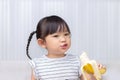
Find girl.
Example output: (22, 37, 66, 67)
(26, 15, 101, 80)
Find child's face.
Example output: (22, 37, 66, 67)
(44, 31, 71, 55)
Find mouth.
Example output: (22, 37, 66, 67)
(60, 44, 68, 49)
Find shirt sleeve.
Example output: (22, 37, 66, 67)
(29, 59, 38, 79)
(29, 60, 36, 69)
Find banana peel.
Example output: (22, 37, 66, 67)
(80, 52, 106, 80)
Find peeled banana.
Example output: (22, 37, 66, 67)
(80, 52, 106, 80)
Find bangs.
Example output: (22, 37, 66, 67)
(45, 21, 71, 34)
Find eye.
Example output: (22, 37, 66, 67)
(53, 35, 59, 37)
(64, 33, 70, 36)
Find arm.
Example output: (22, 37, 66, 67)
(80, 74, 84, 80)
(80, 73, 96, 80)
(31, 70, 36, 80)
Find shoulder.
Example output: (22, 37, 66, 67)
(67, 53, 79, 59)
(28, 55, 46, 68)
(66, 54, 80, 62)
(66, 53, 81, 65)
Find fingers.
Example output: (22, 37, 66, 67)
(98, 63, 106, 69)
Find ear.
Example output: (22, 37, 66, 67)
(37, 38, 46, 48)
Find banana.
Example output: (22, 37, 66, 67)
(99, 67, 106, 74)
(82, 63, 94, 74)
(80, 52, 106, 80)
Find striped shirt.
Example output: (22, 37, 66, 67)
(29, 54, 81, 80)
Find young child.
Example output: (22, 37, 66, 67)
(26, 15, 103, 80)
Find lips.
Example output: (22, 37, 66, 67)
(60, 44, 68, 49)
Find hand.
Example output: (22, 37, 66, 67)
(80, 64, 106, 80)
(85, 72, 96, 80)
(80, 72, 96, 80)
(98, 63, 106, 74)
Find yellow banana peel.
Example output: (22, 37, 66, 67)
(80, 52, 106, 80)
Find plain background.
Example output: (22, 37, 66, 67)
(0, 0, 120, 80)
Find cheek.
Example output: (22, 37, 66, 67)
(69, 42, 71, 47)
(46, 40, 58, 47)
(67, 39, 71, 47)
(68, 39, 71, 43)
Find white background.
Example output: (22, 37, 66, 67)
(0, 0, 120, 80)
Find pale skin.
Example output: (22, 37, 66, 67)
(31, 31, 105, 80)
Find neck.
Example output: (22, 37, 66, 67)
(46, 53, 66, 58)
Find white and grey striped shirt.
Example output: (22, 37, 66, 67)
(29, 54, 81, 80)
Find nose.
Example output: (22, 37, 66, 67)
(60, 36, 66, 42)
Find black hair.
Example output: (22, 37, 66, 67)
(26, 15, 71, 60)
